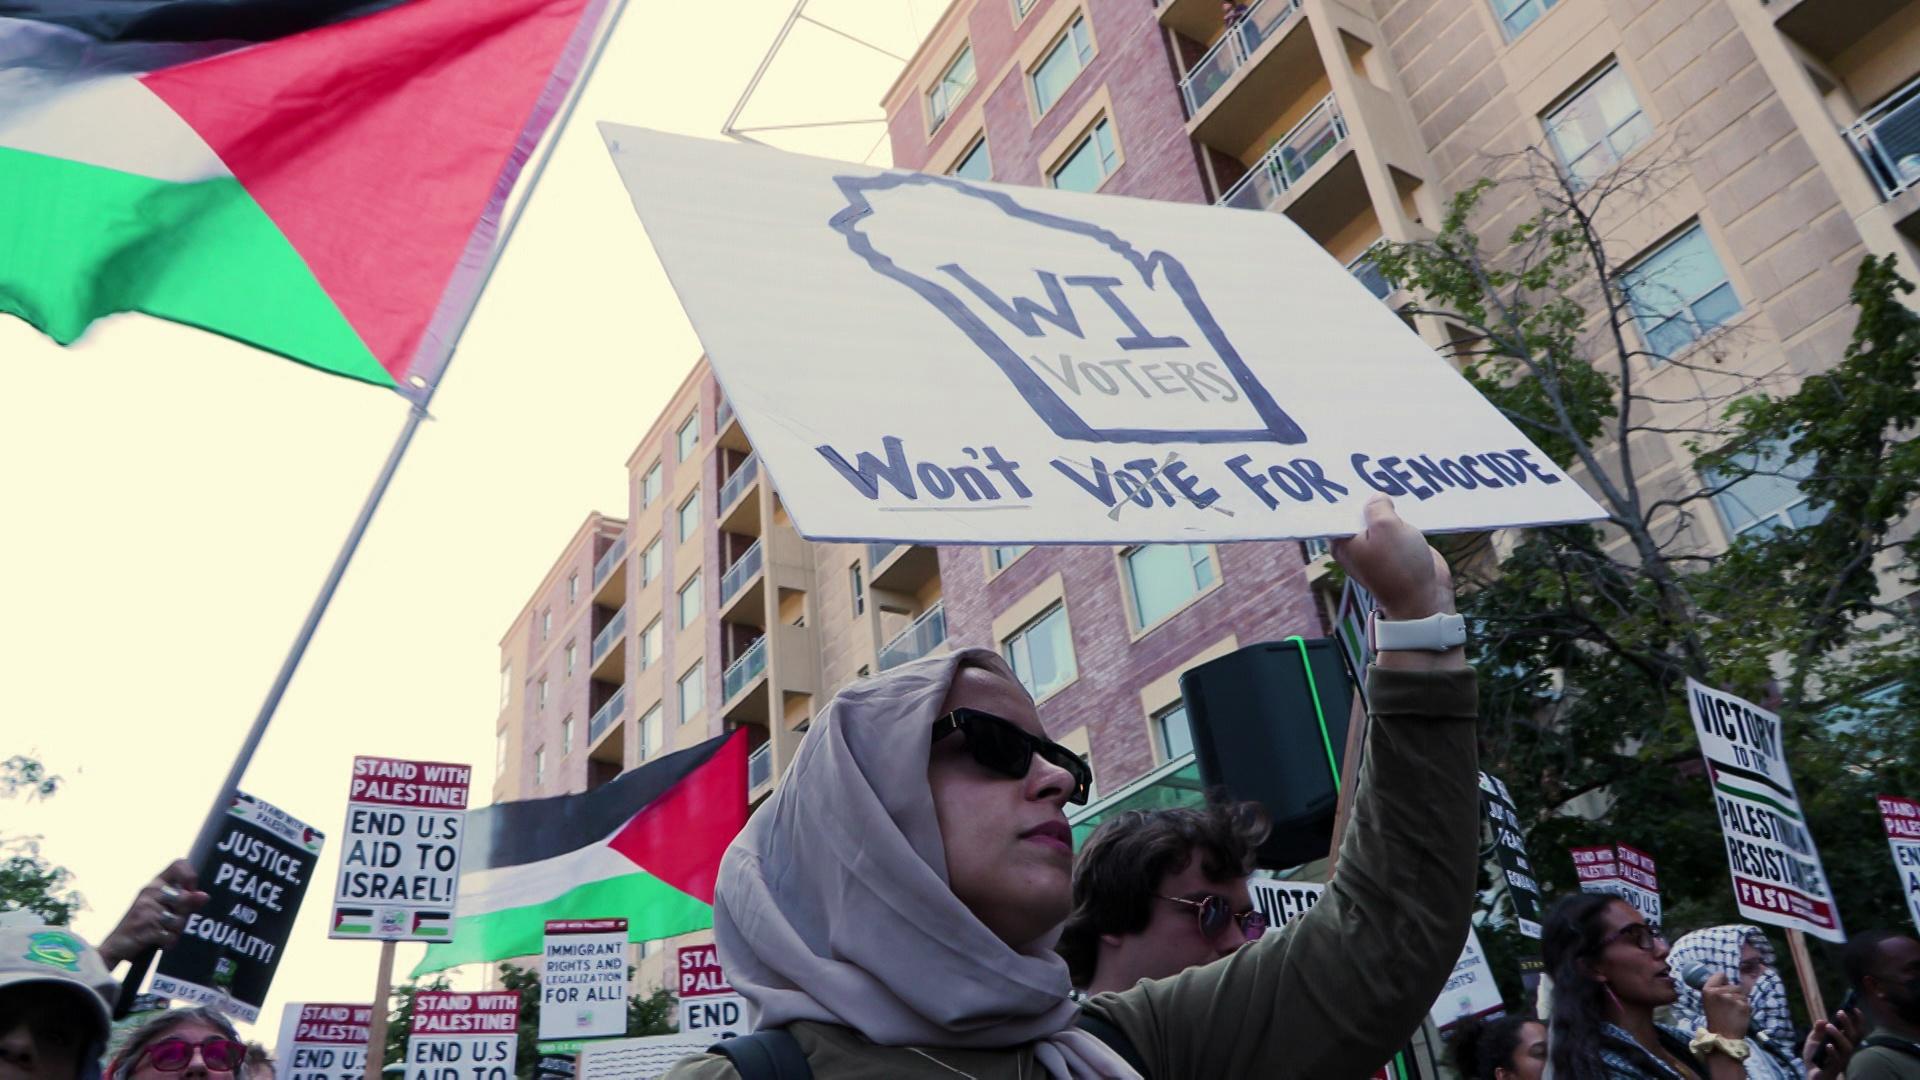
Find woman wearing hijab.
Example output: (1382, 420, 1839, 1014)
(668, 496, 1484, 1079)
(1667, 927, 1801, 1078)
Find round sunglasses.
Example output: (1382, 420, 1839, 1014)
(136, 1037, 247, 1073)
(931, 708, 1093, 805)
(1159, 893, 1269, 943)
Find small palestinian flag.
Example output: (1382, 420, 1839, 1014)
(413, 731, 748, 975)
(0, 0, 608, 395)
(333, 907, 375, 935)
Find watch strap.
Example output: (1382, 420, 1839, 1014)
(1368, 611, 1467, 652)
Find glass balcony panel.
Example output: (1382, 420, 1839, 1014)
(879, 602, 948, 671)
(1215, 95, 1346, 211)
(722, 540, 764, 603)
(721, 453, 758, 509)
(1847, 75, 1920, 200)
(748, 742, 773, 788)
(724, 635, 769, 700)
(592, 607, 627, 663)
(592, 536, 627, 587)
(588, 686, 627, 744)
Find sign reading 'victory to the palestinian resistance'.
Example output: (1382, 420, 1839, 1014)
(152, 792, 323, 1022)
(599, 128, 1605, 544)
(331, 756, 470, 942)
(1688, 680, 1844, 942)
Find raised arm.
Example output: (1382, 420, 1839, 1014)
(1084, 496, 1480, 1078)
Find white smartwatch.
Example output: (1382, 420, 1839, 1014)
(1366, 609, 1467, 652)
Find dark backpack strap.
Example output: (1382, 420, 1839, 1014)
(1075, 1011, 1151, 1078)
(1864, 1034, 1920, 1060)
(707, 1029, 812, 1080)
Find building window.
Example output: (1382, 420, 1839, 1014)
(928, 43, 975, 133)
(951, 136, 991, 181)
(538, 677, 548, 711)
(562, 715, 574, 755)
(541, 609, 552, 641)
(642, 461, 662, 507)
(850, 563, 866, 616)
(679, 661, 705, 723)
(1003, 603, 1077, 699)
(640, 703, 662, 759)
(1492, 0, 1558, 39)
(679, 492, 700, 542)
(989, 545, 1031, 571)
(1030, 15, 1094, 116)
(679, 573, 703, 628)
(641, 618, 663, 669)
(1544, 65, 1653, 189)
(1155, 701, 1194, 760)
(641, 536, 662, 584)
(534, 747, 546, 787)
(568, 572, 579, 604)
(495, 728, 508, 775)
(677, 411, 699, 461)
(1048, 118, 1118, 192)
(1014, 0, 1038, 17)
(1621, 224, 1741, 359)
(499, 665, 512, 711)
(565, 641, 577, 676)
(1123, 544, 1217, 629)
(1705, 439, 1825, 539)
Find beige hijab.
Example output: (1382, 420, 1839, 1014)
(713, 647, 1140, 1079)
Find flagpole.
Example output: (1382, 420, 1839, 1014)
(113, 0, 636, 1017)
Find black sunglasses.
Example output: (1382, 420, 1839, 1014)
(931, 708, 1093, 805)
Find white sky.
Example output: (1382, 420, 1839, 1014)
(0, 0, 946, 1035)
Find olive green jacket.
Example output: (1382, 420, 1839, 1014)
(667, 665, 1480, 1079)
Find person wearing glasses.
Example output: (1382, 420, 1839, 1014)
(672, 496, 1482, 1079)
(1054, 801, 1272, 996)
(1538, 894, 1852, 1080)
(1667, 926, 1803, 1076)
(108, 1009, 247, 1080)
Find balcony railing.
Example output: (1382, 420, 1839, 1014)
(717, 398, 734, 430)
(1178, 0, 1303, 116)
(1218, 94, 1348, 211)
(724, 636, 768, 700)
(720, 453, 758, 510)
(1348, 244, 1394, 300)
(879, 602, 948, 671)
(588, 686, 627, 744)
(592, 535, 627, 587)
(722, 540, 763, 603)
(748, 742, 773, 789)
(866, 542, 898, 569)
(592, 606, 627, 663)
(1846, 75, 1920, 200)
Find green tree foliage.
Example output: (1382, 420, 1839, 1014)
(1370, 153, 1920, 1012)
(0, 755, 81, 924)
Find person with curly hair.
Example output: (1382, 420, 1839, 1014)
(1449, 1013, 1547, 1080)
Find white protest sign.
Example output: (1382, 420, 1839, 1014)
(578, 1034, 716, 1080)
(1248, 878, 1326, 931)
(1878, 794, 1920, 935)
(406, 991, 519, 1080)
(599, 128, 1605, 544)
(330, 756, 470, 942)
(1428, 926, 1505, 1030)
(277, 1003, 372, 1080)
(1687, 679, 1844, 942)
(539, 919, 629, 1041)
(1571, 843, 1662, 928)
(675, 944, 745, 1039)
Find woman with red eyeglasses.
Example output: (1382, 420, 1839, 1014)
(109, 1009, 247, 1080)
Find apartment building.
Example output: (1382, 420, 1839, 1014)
(881, 0, 1920, 552)
(493, 353, 1327, 989)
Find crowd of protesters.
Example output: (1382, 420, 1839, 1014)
(6, 498, 1920, 1080)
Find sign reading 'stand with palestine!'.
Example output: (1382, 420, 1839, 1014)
(406, 991, 519, 1080)
(539, 919, 629, 1042)
(1688, 679, 1845, 942)
(1572, 843, 1663, 927)
(331, 756, 470, 942)
(152, 791, 322, 1021)
(677, 945, 746, 1040)
(276, 1003, 372, 1080)
(1878, 794, 1920, 934)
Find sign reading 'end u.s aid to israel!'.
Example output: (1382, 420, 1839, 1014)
(600, 127, 1605, 544)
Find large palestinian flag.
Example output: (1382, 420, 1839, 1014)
(413, 730, 748, 975)
(0, 0, 607, 395)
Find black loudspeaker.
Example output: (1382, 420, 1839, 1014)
(1178, 638, 1355, 870)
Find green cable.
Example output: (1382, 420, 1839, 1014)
(1283, 635, 1341, 793)
(1393, 1050, 1408, 1079)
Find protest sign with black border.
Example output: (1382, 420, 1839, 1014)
(1480, 772, 1542, 937)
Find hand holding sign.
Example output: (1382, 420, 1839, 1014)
(99, 860, 210, 968)
(1332, 496, 1456, 622)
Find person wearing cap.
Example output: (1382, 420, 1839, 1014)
(0, 915, 118, 1080)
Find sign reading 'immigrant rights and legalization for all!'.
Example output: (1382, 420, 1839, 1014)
(1428, 926, 1505, 1031)
(1572, 843, 1663, 928)
(406, 991, 520, 1080)
(1879, 795, 1920, 935)
(331, 756, 470, 942)
(599, 128, 1605, 545)
(1688, 680, 1845, 942)
(539, 919, 629, 1042)
(152, 792, 322, 1022)
(1480, 772, 1543, 937)
(276, 1003, 372, 1080)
